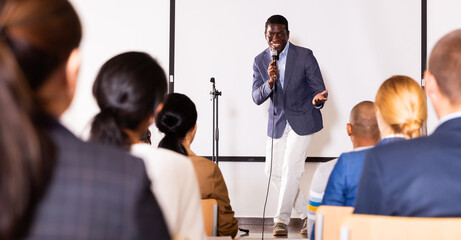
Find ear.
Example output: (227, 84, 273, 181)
(64, 48, 81, 101)
(147, 114, 155, 125)
(424, 70, 438, 100)
(189, 123, 198, 142)
(286, 30, 290, 39)
(154, 103, 164, 117)
(346, 123, 352, 136)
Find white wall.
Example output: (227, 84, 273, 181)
(175, 0, 421, 158)
(62, 0, 170, 136)
(61, 0, 458, 218)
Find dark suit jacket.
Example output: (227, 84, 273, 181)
(252, 42, 326, 138)
(354, 117, 461, 217)
(26, 120, 170, 240)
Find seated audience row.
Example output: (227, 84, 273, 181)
(312, 30, 461, 236)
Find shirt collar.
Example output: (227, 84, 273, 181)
(382, 134, 406, 140)
(438, 111, 461, 127)
(279, 42, 290, 58)
(353, 145, 373, 151)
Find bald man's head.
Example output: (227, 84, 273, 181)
(429, 29, 461, 104)
(348, 101, 380, 147)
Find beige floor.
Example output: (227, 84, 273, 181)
(236, 218, 309, 240)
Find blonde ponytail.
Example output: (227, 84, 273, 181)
(376, 75, 427, 139)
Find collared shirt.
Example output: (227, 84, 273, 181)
(353, 145, 373, 152)
(276, 42, 290, 89)
(381, 134, 406, 140)
(438, 111, 461, 127)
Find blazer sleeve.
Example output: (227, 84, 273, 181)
(305, 50, 326, 106)
(211, 165, 239, 238)
(321, 155, 348, 206)
(252, 58, 273, 105)
(354, 151, 384, 214)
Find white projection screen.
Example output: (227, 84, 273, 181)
(174, 0, 421, 158)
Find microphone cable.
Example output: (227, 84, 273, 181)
(262, 76, 276, 240)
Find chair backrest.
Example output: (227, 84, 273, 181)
(201, 198, 218, 236)
(340, 214, 461, 240)
(315, 206, 355, 240)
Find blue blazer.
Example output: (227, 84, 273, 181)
(322, 138, 404, 207)
(312, 138, 404, 240)
(355, 117, 461, 217)
(252, 43, 326, 138)
(322, 149, 370, 207)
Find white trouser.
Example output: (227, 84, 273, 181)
(265, 125, 313, 225)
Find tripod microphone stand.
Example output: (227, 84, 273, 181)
(210, 77, 222, 164)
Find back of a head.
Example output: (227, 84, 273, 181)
(156, 93, 197, 156)
(0, 0, 81, 238)
(375, 75, 427, 139)
(428, 29, 461, 105)
(349, 101, 380, 143)
(90, 51, 167, 149)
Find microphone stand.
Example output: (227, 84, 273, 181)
(210, 77, 222, 165)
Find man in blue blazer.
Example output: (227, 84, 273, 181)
(252, 15, 328, 236)
(354, 29, 461, 217)
(322, 101, 380, 208)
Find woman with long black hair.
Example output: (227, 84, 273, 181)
(157, 93, 239, 238)
(90, 52, 206, 240)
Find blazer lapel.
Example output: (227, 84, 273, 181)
(264, 48, 272, 79)
(284, 43, 296, 92)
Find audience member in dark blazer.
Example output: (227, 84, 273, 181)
(354, 69, 456, 215)
(0, 0, 169, 239)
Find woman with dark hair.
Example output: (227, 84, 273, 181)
(0, 0, 168, 239)
(157, 93, 239, 238)
(90, 52, 205, 240)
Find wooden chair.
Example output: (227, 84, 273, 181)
(201, 198, 218, 236)
(340, 214, 461, 240)
(315, 206, 355, 240)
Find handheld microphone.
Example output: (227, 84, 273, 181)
(270, 49, 278, 66)
(270, 49, 278, 92)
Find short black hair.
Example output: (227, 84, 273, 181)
(265, 15, 289, 32)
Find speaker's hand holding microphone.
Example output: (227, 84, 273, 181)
(268, 49, 279, 90)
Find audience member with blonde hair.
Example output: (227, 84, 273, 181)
(0, 0, 169, 239)
(354, 30, 461, 215)
(374, 75, 427, 140)
(322, 75, 427, 212)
